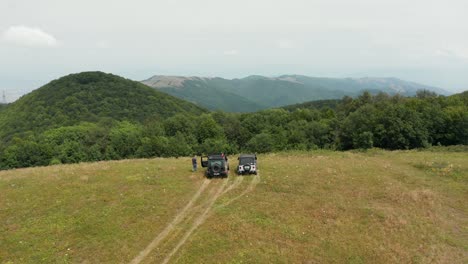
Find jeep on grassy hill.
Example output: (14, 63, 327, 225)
(237, 154, 257, 175)
(201, 153, 229, 178)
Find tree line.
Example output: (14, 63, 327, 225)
(0, 90, 466, 169)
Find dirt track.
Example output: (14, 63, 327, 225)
(221, 174, 244, 195)
(161, 178, 229, 264)
(130, 173, 260, 264)
(129, 179, 211, 264)
(218, 173, 260, 208)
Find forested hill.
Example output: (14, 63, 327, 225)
(282, 99, 341, 111)
(0, 72, 206, 141)
(142, 75, 449, 112)
(455, 90, 468, 103)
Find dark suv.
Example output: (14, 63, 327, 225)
(201, 153, 229, 178)
(237, 154, 257, 175)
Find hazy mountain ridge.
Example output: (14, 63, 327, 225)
(142, 75, 449, 112)
(141, 76, 217, 88)
(142, 76, 265, 112)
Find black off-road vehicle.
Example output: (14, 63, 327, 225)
(237, 154, 257, 175)
(201, 153, 229, 178)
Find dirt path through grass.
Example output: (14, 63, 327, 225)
(218, 172, 260, 208)
(131, 173, 260, 264)
(161, 178, 229, 264)
(164, 174, 260, 263)
(129, 178, 211, 264)
(222, 175, 244, 195)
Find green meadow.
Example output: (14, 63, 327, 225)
(1, 149, 467, 263)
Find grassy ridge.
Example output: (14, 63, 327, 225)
(1, 150, 467, 263)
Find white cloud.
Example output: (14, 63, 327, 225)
(434, 49, 455, 57)
(434, 47, 468, 60)
(223, 49, 239, 56)
(96, 40, 109, 49)
(277, 39, 294, 49)
(2, 26, 58, 47)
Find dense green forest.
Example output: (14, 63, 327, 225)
(0, 72, 466, 170)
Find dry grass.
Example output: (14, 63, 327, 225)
(0, 150, 467, 263)
(0, 158, 205, 263)
(176, 150, 468, 263)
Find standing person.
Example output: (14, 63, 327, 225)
(192, 155, 197, 172)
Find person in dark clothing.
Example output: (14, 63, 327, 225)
(192, 155, 197, 172)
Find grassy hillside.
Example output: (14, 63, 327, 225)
(142, 75, 449, 112)
(230, 76, 347, 107)
(154, 79, 265, 112)
(1, 149, 466, 263)
(282, 99, 341, 111)
(0, 72, 205, 141)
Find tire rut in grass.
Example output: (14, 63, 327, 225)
(161, 178, 229, 264)
(131, 173, 255, 264)
(164, 174, 261, 263)
(129, 178, 210, 264)
(218, 172, 261, 208)
(221, 175, 244, 195)
(150, 178, 229, 261)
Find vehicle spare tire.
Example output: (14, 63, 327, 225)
(213, 164, 221, 172)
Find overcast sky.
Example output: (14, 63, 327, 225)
(1, 0, 467, 101)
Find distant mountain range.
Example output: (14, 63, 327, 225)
(142, 75, 450, 112)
